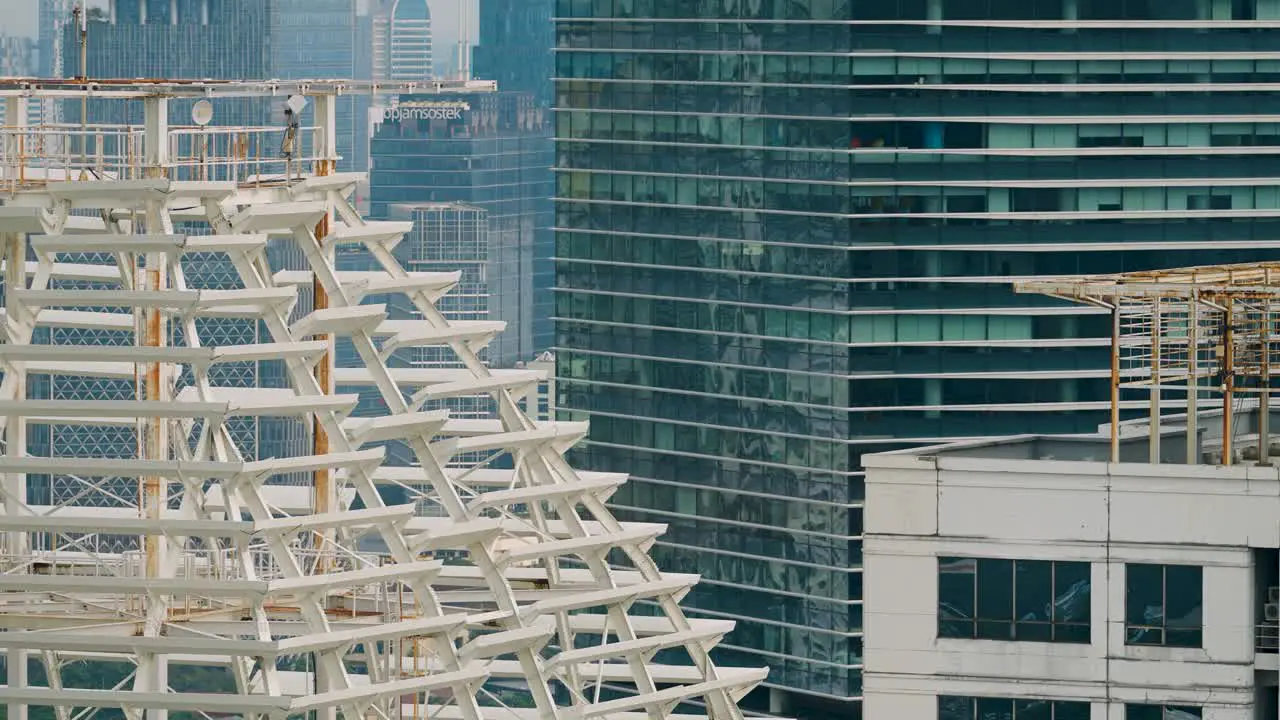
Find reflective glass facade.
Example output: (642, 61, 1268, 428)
(939, 696, 1091, 720)
(553, 1, 1280, 715)
(475, 0, 554, 106)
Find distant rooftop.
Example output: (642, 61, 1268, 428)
(871, 401, 1280, 467)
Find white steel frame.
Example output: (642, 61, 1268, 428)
(0, 82, 766, 720)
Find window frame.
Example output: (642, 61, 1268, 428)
(1124, 703, 1204, 720)
(938, 695, 1092, 720)
(1124, 563, 1204, 649)
(937, 557, 1091, 644)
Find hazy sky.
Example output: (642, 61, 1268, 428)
(0, 0, 38, 37)
(0, 0, 473, 48)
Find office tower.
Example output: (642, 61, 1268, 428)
(0, 36, 37, 125)
(64, 0, 358, 171)
(473, 0, 556, 356)
(474, 0, 553, 105)
(371, 0, 433, 82)
(553, 2, 1280, 717)
(353, 9, 376, 181)
(370, 91, 553, 366)
(37, 0, 72, 125)
(0, 36, 36, 77)
(38, 0, 69, 79)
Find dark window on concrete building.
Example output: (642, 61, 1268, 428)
(938, 557, 1091, 643)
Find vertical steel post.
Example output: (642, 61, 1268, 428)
(1110, 299, 1121, 463)
(310, 93, 339, 720)
(5, 97, 28, 188)
(311, 92, 337, 551)
(4, 234, 28, 720)
(140, 96, 170, 720)
(1263, 296, 1273, 465)
(1223, 301, 1235, 465)
(1188, 292, 1200, 465)
(1150, 298, 1161, 463)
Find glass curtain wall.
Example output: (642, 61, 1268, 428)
(553, 1, 1280, 717)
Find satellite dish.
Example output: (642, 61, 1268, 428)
(286, 95, 307, 115)
(191, 100, 214, 127)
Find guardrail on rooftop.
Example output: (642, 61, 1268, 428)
(0, 123, 333, 191)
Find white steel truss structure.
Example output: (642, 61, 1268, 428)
(0, 81, 767, 720)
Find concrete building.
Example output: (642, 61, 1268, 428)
(863, 263, 1280, 720)
(864, 404, 1280, 720)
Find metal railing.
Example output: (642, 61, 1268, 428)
(167, 125, 328, 184)
(0, 123, 335, 192)
(1257, 622, 1278, 653)
(0, 123, 146, 191)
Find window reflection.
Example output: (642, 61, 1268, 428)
(939, 696, 1092, 720)
(1125, 564, 1203, 648)
(938, 557, 1091, 643)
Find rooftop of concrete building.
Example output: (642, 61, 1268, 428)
(866, 402, 1280, 472)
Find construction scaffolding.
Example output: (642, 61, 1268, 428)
(0, 80, 765, 720)
(1016, 263, 1280, 467)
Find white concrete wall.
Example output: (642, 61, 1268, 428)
(863, 451, 1277, 719)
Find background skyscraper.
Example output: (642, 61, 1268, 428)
(370, 91, 553, 365)
(371, 0, 433, 82)
(474, 0, 552, 106)
(553, 2, 1280, 717)
(64, 0, 358, 172)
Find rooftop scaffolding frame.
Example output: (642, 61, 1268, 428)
(1016, 262, 1280, 467)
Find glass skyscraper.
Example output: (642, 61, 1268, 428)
(475, 0, 554, 106)
(371, 0, 433, 82)
(370, 91, 554, 365)
(553, 2, 1280, 717)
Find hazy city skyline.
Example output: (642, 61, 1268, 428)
(0, 0, 476, 68)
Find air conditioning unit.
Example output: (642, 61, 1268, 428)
(1265, 603, 1279, 622)
(1268, 586, 1279, 604)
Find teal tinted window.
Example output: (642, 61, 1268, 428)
(1126, 704, 1203, 720)
(939, 557, 1091, 643)
(939, 696, 1091, 720)
(1125, 564, 1203, 648)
